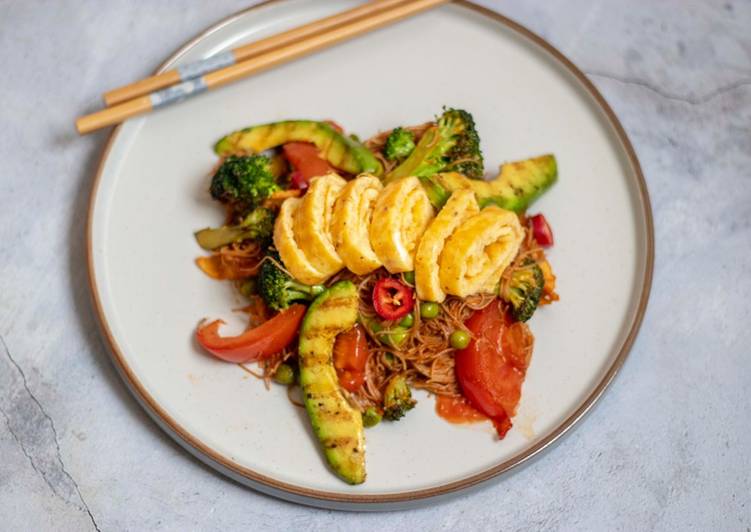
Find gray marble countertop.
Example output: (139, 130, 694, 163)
(1, 1, 749, 530)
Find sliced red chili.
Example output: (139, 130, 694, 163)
(372, 278, 414, 321)
(529, 213, 554, 247)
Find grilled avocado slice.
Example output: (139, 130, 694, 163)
(297, 281, 365, 484)
(214, 120, 382, 176)
(435, 154, 557, 212)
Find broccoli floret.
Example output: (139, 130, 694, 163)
(259, 254, 325, 311)
(386, 108, 484, 189)
(383, 127, 416, 162)
(440, 108, 483, 177)
(210, 155, 280, 210)
(241, 207, 275, 243)
(194, 207, 275, 250)
(501, 259, 544, 322)
(383, 374, 416, 421)
(362, 407, 383, 428)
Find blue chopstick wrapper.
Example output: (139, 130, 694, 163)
(150, 78, 208, 109)
(176, 51, 236, 81)
(149, 51, 236, 109)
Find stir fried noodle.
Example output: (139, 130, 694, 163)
(215, 122, 551, 416)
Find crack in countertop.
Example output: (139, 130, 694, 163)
(585, 69, 751, 105)
(0, 335, 101, 532)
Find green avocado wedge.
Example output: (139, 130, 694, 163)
(433, 154, 557, 212)
(214, 120, 383, 176)
(297, 281, 365, 485)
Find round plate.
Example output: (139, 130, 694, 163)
(88, 0, 653, 510)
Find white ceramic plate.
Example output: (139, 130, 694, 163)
(88, 0, 653, 510)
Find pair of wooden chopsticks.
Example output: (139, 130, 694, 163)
(75, 0, 449, 135)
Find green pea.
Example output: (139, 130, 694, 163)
(402, 271, 415, 285)
(398, 312, 415, 328)
(360, 316, 383, 334)
(419, 301, 440, 319)
(362, 407, 382, 428)
(386, 328, 409, 347)
(273, 363, 295, 385)
(449, 330, 471, 350)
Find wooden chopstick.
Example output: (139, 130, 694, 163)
(76, 0, 448, 135)
(102, 0, 410, 106)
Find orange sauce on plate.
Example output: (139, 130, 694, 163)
(435, 394, 488, 424)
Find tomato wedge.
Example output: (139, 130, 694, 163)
(455, 300, 534, 438)
(372, 278, 414, 320)
(283, 142, 334, 189)
(333, 323, 370, 392)
(196, 304, 306, 363)
(529, 213, 554, 247)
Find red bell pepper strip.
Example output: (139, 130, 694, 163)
(282, 142, 334, 189)
(196, 304, 306, 363)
